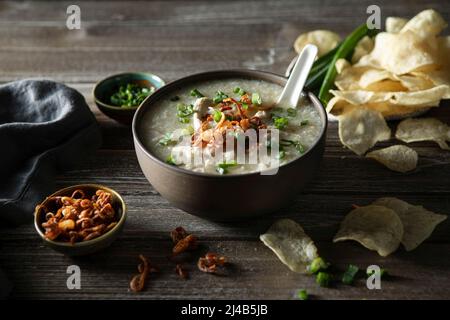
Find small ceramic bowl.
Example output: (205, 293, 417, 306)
(34, 184, 127, 256)
(93, 72, 165, 125)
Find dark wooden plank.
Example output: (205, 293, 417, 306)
(1, 236, 449, 299)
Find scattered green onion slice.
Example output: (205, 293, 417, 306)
(233, 87, 246, 95)
(300, 119, 309, 126)
(276, 149, 286, 160)
(158, 133, 173, 146)
(342, 264, 359, 285)
(251, 92, 262, 105)
(308, 257, 330, 274)
(316, 272, 331, 287)
(177, 103, 194, 123)
(213, 110, 223, 123)
(274, 117, 289, 130)
(242, 103, 249, 110)
(166, 154, 177, 165)
(190, 89, 204, 98)
(297, 289, 308, 300)
(367, 268, 388, 278)
(287, 108, 297, 117)
(213, 91, 228, 104)
(216, 161, 237, 175)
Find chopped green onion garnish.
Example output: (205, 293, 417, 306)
(296, 143, 305, 154)
(178, 117, 190, 124)
(170, 96, 180, 102)
(276, 149, 285, 160)
(166, 155, 177, 165)
(216, 161, 237, 175)
(158, 133, 173, 146)
(213, 91, 228, 104)
(110, 83, 154, 107)
(274, 117, 288, 130)
(367, 268, 388, 278)
(297, 289, 308, 300)
(308, 257, 329, 274)
(177, 103, 194, 123)
(316, 272, 331, 287)
(241, 103, 249, 110)
(213, 110, 223, 123)
(233, 87, 246, 95)
(342, 264, 359, 285)
(300, 119, 309, 126)
(251, 92, 262, 105)
(190, 89, 204, 98)
(186, 125, 194, 135)
(287, 108, 297, 117)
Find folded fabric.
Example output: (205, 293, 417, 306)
(0, 80, 101, 226)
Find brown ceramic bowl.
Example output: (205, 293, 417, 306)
(132, 70, 327, 221)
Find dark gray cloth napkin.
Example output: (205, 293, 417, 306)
(0, 80, 102, 226)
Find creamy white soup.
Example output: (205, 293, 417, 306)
(140, 79, 322, 175)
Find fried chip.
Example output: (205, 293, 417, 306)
(356, 31, 437, 75)
(333, 205, 404, 257)
(260, 219, 318, 273)
(372, 197, 447, 251)
(294, 30, 341, 57)
(386, 17, 408, 33)
(351, 36, 374, 63)
(396, 118, 450, 150)
(366, 145, 418, 173)
(338, 107, 391, 155)
(399, 9, 447, 39)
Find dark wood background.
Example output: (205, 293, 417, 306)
(1, 0, 449, 299)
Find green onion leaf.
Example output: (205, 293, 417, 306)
(274, 117, 289, 130)
(342, 264, 359, 285)
(158, 133, 173, 146)
(233, 87, 246, 95)
(213, 91, 228, 104)
(276, 149, 286, 160)
(367, 268, 388, 278)
(295, 142, 305, 154)
(316, 272, 331, 287)
(297, 289, 308, 300)
(307, 257, 329, 274)
(241, 103, 249, 110)
(213, 110, 223, 123)
(166, 155, 177, 165)
(216, 161, 237, 175)
(300, 119, 309, 126)
(287, 108, 297, 117)
(190, 89, 204, 98)
(251, 92, 262, 105)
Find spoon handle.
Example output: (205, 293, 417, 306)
(277, 44, 318, 108)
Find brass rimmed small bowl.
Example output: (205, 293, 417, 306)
(34, 184, 127, 256)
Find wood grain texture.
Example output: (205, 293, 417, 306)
(0, 0, 449, 300)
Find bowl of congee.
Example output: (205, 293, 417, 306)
(132, 70, 327, 221)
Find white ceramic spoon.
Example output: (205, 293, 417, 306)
(275, 44, 318, 109)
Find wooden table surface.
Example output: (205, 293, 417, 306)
(1, 0, 450, 300)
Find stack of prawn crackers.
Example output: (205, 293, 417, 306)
(295, 9, 450, 173)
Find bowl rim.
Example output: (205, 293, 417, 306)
(34, 184, 127, 248)
(93, 72, 165, 111)
(132, 69, 328, 179)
